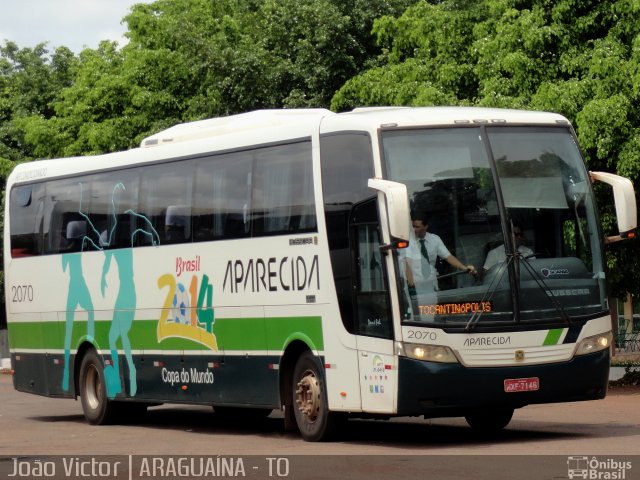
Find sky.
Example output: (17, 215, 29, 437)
(0, 0, 154, 53)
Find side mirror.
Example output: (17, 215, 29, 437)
(590, 171, 637, 242)
(368, 178, 410, 248)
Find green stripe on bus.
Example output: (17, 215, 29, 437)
(8, 316, 323, 352)
(543, 328, 564, 346)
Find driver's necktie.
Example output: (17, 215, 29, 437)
(419, 239, 430, 278)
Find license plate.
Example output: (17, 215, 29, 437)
(504, 377, 539, 393)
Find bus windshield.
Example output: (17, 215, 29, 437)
(382, 126, 606, 328)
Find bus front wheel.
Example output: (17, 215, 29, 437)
(292, 351, 342, 441)
(464, 407, 514, 432)
(79, 350, 119, 425)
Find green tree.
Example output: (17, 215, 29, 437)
(12, 0, 418, 158)
(331, 0, 485, 110)
(0, 41, 76, 162)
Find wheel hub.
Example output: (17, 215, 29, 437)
(85, 364, 101, 411)
(295, 372, 321, 420)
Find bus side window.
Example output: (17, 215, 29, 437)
(43, 179, 92, 254)
(89, 171, 140, 249)
(140, 162, 194, 246)
(194, 153, 252, 241)
(252, 141, 316, 236)
(9, 184, 44, 257)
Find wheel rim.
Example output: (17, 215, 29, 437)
(84, 364, 102, 411)
(295, 370, 321, 422)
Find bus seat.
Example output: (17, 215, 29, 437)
(65, 220, 87, 240)
(165, 205, 191, 243)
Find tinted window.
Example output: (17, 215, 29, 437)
(12, 140, 316, 256)
(194, 140, 315, 240)
(320, 132, 375, 333)
(88, 171, 141, 249)
(139, 162, 194, 245)
(10, 184, 45, 257)
(194, 152, 252, 240)
(44, 178, 91, 254)
(252, 142, 316, 236)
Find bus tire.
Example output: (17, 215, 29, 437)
(78, 350, 119, 425)
(292, 351, 342, 441)
(465, 407, 513, 431)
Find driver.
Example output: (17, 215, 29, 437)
(483, 223, 535, 272)
(402, 212, 476, 319)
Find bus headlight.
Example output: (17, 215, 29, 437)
(575, 331, 613, 356)
(399, 343, 459, 363)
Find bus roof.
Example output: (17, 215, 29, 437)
(140, 106, 570, 145)
(321, 106, 569, 133)
(7, 107, 571, 186)
(140, 108, 333, 148)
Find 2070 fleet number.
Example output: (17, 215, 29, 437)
(11, 284, 34, 303)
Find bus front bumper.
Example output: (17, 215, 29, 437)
(396, 349, 610, 417)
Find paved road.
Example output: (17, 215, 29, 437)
(1, 373, 639, 479)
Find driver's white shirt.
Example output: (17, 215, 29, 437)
(484, 244, 535, 270)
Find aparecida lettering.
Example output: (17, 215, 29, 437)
(464, 336, 512, 347)
(223, 255, 319, 293)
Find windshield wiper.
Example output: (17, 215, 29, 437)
(464, 255, 512, 332)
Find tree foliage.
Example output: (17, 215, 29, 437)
(0, 0, 422, 194)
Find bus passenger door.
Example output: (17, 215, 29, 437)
(351, 198, 396, 413)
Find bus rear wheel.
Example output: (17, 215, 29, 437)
(292, 351, 342, 441)
(464, 407, 514, 432)
(79, 350, 120, 425)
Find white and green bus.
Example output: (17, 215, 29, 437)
(4, 107, 636, 441)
